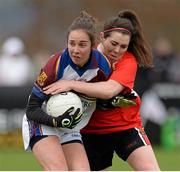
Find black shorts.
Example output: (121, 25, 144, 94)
(81, 127, 150, 171)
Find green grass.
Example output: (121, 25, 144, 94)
(0, 146, 180, 171)
(111, 146, 180, 171)
(0, 148, 42, 171)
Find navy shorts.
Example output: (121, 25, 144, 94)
(81, 127, 150, 171)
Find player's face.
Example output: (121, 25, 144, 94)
(101, 31, 130, 62)
(68, 29, 92, 67)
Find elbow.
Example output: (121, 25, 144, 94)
(26, 105, 34, 120)
(101, 90, 118, 99)
(26, 108, 31, 120)
(100, 85, 123, 99)
(99, 81, 123, 99)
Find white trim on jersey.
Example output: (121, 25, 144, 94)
(62, 65, 99, 81)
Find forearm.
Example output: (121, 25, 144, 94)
(26, 93, 54, 127)
(71, 80, 124, 99)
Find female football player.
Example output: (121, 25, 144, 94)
(22, 11, 112, 171)
(43, 10, 160, 171)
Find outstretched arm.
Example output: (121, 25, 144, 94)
(43, 79, 124, 99)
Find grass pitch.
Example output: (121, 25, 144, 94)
(111, 146, 180, 171)
(0, 146, 179, 171)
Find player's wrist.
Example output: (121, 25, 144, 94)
(70, 80, 77, 90)
(52, 118, 58, 127)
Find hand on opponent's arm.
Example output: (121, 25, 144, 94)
(43, 80, 73, 95)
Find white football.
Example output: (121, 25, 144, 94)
(46, 92, 83, 117)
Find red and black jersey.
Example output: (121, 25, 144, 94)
(81, 52, 143, 134)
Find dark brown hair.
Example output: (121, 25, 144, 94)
(103, 10, 153, 68)
(67, 11, 97, 47)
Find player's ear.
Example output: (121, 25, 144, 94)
(99, 32, 104, 41)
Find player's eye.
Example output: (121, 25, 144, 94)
(120, 44, 128, 49)
(111, 41, 117, 46)
(69, 42, 75, 47)
(68, 40, 76, 47)
(79, 43, 86, 47)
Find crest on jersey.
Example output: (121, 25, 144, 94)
(37, 71, 47, 86)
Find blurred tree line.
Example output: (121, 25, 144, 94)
(0, 0, 180, 56)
